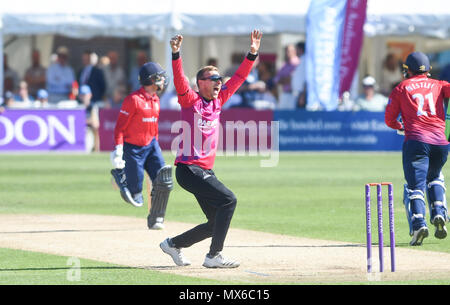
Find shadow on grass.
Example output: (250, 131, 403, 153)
(228, 243, 364, 248)
(0, 265, 191, 272)
(0, 266, 139, 272)
(0, 229, 141, 234)
(227, 242, 413, 248)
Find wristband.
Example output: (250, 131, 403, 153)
(172, 52, 180, 60)
(247, 52, 258, 61)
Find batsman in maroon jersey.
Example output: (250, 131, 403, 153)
(385, 51, 450, 246)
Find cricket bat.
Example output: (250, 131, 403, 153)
(146, 175, 152, 213)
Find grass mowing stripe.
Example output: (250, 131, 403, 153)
(1, 152, 450, 286)
(0, 247, 230, 285)
(1, 152, 449, 254)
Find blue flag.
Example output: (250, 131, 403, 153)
(305, 0, 347, 111)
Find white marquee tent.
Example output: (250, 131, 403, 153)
(1, 0, 449, 38)
(1, 0, 449, 95)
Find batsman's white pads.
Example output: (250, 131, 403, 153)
(110, 144, 125, 169)
(148, 165, 173, 229)
(404, 185, 426, 236)
(426, 174, 449, 222)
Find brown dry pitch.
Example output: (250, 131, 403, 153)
(1, 214, 450, 283)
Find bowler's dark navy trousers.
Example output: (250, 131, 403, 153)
(171, 163, 237, 256)
(123, 138, 165, 195)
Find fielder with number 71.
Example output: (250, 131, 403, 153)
(385, 51, 450, 246)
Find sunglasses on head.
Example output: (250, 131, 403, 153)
(200, 75, 223, 82)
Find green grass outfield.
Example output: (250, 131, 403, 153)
(1, 151, 450, 285)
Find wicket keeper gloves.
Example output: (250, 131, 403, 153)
(110, 145, 125, 169)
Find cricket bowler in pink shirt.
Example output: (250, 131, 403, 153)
(160, 30, 262, 268)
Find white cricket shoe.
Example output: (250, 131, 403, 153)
(202, 252, 240, 268)
(149, 217, 165, 230)
(409, 226, 429, 246)
(432, 215, 447, 239)
(150, 222, 165, 230)
(159, 238, 191, 266)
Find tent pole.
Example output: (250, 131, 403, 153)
(165, 28, 174, 93)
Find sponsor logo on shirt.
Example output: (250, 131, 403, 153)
(197, 118, 218, 130)
(120, 110, 129, 115)
(143, 117, 158, 123)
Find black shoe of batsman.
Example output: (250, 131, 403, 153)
(111, 169, 143, 207)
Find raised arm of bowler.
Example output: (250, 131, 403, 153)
(159, 30, 262, 268)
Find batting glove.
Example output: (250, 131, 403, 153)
(110, 144, 125, 169)
(397, 129, 405, 136)
(397, 123, 405, 136)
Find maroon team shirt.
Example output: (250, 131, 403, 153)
(114, 87, 160, 146)
(385, 75, 450, 145)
